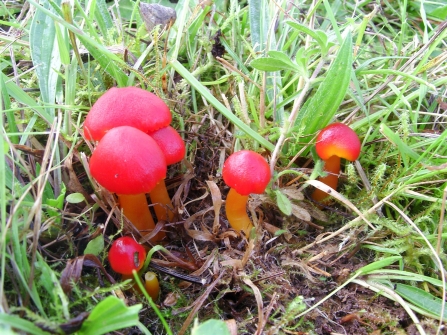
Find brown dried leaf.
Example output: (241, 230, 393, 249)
(206, 180, 222, 235)
(64, 153, 93, 202)
(290, 203, 311, 221)
(281, 186, 304, 201)
(225, 319, 238, 335)
(242, 275, 264, 335)
(60, 254, 115, 294)
(183, 206, 216, 241)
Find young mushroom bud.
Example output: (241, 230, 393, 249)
(144, 271, 160, 301)
(222, 150, 271, 236)
(311, 123, 361, 204)
(108, 236, 146, 275)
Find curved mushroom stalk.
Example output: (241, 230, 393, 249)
(225, 188, 253, 236)
(117, 194, 165, 241)
(311, 155, 340, 203)
(149, 180, 174, 222)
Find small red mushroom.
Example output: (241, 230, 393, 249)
(84, 87, 171, 141)
(222, 150, 271, 236)
(108, 236, 146, 275)
(311, 123, 361, 204)
(89, 126, 167, 241)
(147, 126, 186, 222)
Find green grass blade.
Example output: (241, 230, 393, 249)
(169, 60, 275, 152)
(0, 314, 52, 335)
(29, 0, 62, 118)
(0, 73, 19, 144)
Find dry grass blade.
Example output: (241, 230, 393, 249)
(178, 271, 225, 335)
(305, 180, 375, 229)
(242, 275, 264, 335)
(205, 180, 223, 235)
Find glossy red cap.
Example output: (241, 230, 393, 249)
(222, 150, 271, 196)
(148, 126, 186, 165)
(316, 123, 361, 161)
(108, 236, 146, 275)
(84, 87, 171, 141)
(89, 126, 167, 194)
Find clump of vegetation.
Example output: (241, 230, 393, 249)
(1, 0, 446, 334)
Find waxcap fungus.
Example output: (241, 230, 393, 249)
(222, 150, 271, 196)
(148, 126, 186, 165)
(315, 123, 361, 161)
(89, 126, 167, 195)
(84, 87, 171, 141)
(108, 236, 146, 275)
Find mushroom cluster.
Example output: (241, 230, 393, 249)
(85, 87, 185, 242)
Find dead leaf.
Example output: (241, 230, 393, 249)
(140, 3, 176, 32)
(206, 180, 222, 235)
(291, 203, 311, 221)
(60, 254, 115, 294)
(281, 186, 304, 201)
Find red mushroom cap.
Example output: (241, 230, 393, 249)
(315, 123, 361, 161)
(148, 126, 186, 165)
(108, 236, 146, 275)
(84, 87, 172, 141)
(89, 126, 167, 194)
(222, 150, 271, 196)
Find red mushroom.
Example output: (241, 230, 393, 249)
(108, 236, 147, 275)
(222, 150, 271, 236)
(311, 123, 361, 204)
(84, 87, 171, 141)
(147, 126, 186, 222)
(89, 126, 167, 241)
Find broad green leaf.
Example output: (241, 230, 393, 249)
(395, 283, 447, 321)
(29, 0, 62, 118)
(84, 235, 105, 256)
(293, 31, 353, 147)
(78, 296, 142, 335)
(274, 190, 292, 216)
(250, 57, 297, 72)
(191, 319, 230, 335)
(286, 21, 330, 54)
(66, 192, 86, 204)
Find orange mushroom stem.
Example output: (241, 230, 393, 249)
(225, 188, 252, 236)
(148, 126, 186, 223)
